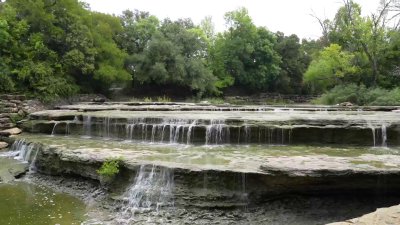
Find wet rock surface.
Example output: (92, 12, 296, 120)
(0, 127, 22, 136)
(0, 156, 28, 182)
(0, 141, 8, 149)
(8, 102, 400, 224)
(21, 172, 400, 225)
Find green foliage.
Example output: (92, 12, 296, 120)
(274, 32, 309, 93)
(156, 95, 171, 102)
(123, 17, 217, 96)
(97, 158, 122, 178)
(1, 0, 399, 100)
(304, 44, 359, 93)
(0, 0, 130, 100)
(316, 84, 400, 106)
(211, 8, 281, 92)
(143, 97, 152, 102)
(9, 113, 25, 123)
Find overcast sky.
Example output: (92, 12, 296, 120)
(82, 0, 380, 40)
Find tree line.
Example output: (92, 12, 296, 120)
(0, 0, 399, 101)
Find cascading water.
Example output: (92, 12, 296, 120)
(118, 165, 174, 223)
(125, 118, 198, 144)
(51, 121, 59, 136)
(186, 120, 197, 144)
(83, 115, 92, 137)
(205, 119, 229, 145)
(381, 124, 387, 147)
(10, 140, 39, 171)
(368, 122, 388, 147)
(65, 122, 70, 136)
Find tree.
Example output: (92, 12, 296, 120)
(275, 32, 309, 93)
(124, 18, 217, 96)
(304, 44, 359, 92)
(0, 0, 131, 99)
(212, 7, 281, 92)
(328, 0, 397, 86)
(118, 10, 159, 55)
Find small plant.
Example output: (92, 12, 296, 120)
(9, 113, 25, 123)
(143, 97, 153, 102)
(156, 95, 171, 102)
(97, 158, 122, 178)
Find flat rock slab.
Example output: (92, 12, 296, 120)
(0, 127, 22, 136)
(0, 157, 28, 183)
(0, 142, 8, 149)
(329, 204, 400, 225)
(15, 133, 400, 176)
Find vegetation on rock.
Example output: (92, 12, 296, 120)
(97, 158, 122, 178)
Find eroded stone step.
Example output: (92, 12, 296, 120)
(55, 102, 400, 112)
(8, 134, 400, 208)
(22, 120, 399, 146)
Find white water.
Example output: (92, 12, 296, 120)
(51, 122, 59, 136)
(10, 140, 39, 171)
(381, 124, 387, 147)
(119, 165, 174, 222)
(368, 122, 388, 147)
(205, 119, 229, 145)
(83, 115, 92, 137)
(65, 114, 391, 146)
(126, 118, 198, 144)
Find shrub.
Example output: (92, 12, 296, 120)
(370, 88, 400, 106)
(97, 158, 122, 178)
(143, 97, 153, 102)
(315, 84, 400, 106)
(156, 95, 171, 102)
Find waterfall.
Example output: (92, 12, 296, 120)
(381, 124, 387, 147)
(83, 115, 92, 137)
(368, 121, 377, 147)
(243, 125, 251, 143)
(186, 120, 197, 144)
(65, 122, 70, 136)
(125, 118, 198, 144)
(205, 120, 229, 145)
(371, 127, 376, 147)
(102, 117, 111, 138)
(51, 122, 59, 136)
(121, 165, 174, 217)
(10, 140, 39, 171)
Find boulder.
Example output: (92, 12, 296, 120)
(0, 102, 17, 108)
(92, 97, 106, 103)
(338, 102, 354, 107)
(0, 118, 11, 123)
(0, 127, 22, 136)
(0, 123, 15, 130)
(0, 142, 8, 149)
(2, 108, 18, 113)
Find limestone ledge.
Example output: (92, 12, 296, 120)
(329, 204, 400, 225)
(16, 137, 400, 206)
